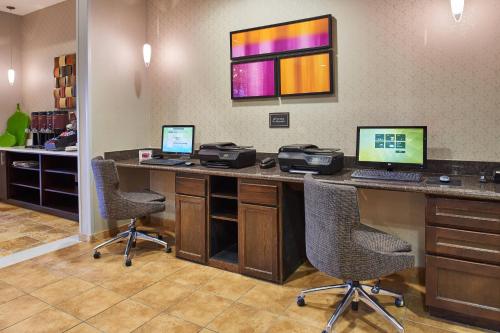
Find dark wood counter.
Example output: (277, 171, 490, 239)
(115, 158, 500, 202)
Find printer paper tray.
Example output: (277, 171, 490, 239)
(289, 169, 319, 175)
(204, 161, 231, 169)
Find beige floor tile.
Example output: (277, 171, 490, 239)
(237, 283, 300, 315)
(284, 292, 342, 328)
(404, 320, 471, 333)
(30, 276, 95, 305)
(333, 302, 407, 333)
(99, 270, 160, 297)
(168, 291, 233, 327)
(165, 263, 223, 288)
(0, 294, 50, 329)
(207, 302, 278, 333)
(65, 322, 103, 333)
(57, 286, 125, 320)
(265, 316, 321, 333)
(199, 271, 258, 301)
(1, 307, 80, 333)
(0, 281, 25, 304)
(131, 280, 194, 311)
(284, 264, 344, 289)
(87, 299, 158, 333)
(0, 264, 67, 293)
(134, 313, 201, 333)
(0, 236, 40, 252)
(28, 228, 75, 243)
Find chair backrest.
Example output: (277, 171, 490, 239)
(303, 174, 360, 276)
(91, 156, 120, 219)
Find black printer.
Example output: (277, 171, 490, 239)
(198, 142, 256, 169)
(278, 144, 344, 175)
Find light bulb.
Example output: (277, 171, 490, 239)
(7, 68, 15, 86)
(450, 0, 464, 22)
(143, 43, 152, 68)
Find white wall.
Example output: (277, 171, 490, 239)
(21, 0, 76, 113)
(0, 12, 22, 133)
(88, 0, 150, 232)
(147, 0, 500, 162)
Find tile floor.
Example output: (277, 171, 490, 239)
(0, 238, 493, 333)
(0, 202, 78, 257)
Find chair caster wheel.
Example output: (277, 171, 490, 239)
(93, 251, 101, 259)
(322, 330, 328, 333)
(351, 301, 359, 311)
(371, 286, 380, 294)
(296, 296, 306, 307)
(395, 297, 404, 307)
(125, 259, 132, 267)
(165, 247, 172, 253)
(158, 235, 163, 240)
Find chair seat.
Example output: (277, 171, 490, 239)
(352, 224, 412, 253)
(121, 190, 165, 203)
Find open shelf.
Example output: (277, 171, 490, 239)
(11, 165, 39, 172)
(43, 191, 79, 214)
(10, 182, 40, 190)
(209, 218, 239, 270)
(44, 184, 78, 196)
(211, 244, 239, 264)
(211, 192, 238, 200)
(211, 176, 237, 197)
(8, 185, 40, 205)
(44, 168, 78, 176)
(210, 197, 238, 222)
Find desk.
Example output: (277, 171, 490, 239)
(114, 157, 500, 330)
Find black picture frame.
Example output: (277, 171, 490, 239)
(230, 58, 278, 100)
(230, 14, 333, 61)
(278, 50, 334, 97)
(355, 126, 428, 169)
(269, 112, 290, 128)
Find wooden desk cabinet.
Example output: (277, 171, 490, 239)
(175, 173, 304, 283)
(425, 197, 500, 330)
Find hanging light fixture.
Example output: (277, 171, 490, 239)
(6, 6, 16, 86)
(450, 0, 464, 22)
(143, 43, 152, 68)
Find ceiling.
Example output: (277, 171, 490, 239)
(0, 0, 66, 16)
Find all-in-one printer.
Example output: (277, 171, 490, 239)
(198, 142, 256, 169)
(278, 144, 344, 175)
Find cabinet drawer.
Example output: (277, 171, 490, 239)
(176, 175, 206, 197)
(426, 255, 500, 326)
(426, 197, 500, 233)
(239, 181, 278, 206)
(426, 226, 500, 265)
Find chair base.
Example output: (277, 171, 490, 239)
(297, 280, 405, 333)
(92, 218, 171, 266)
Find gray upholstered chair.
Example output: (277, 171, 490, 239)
(297, 174, 414, 333)
(91, 156, 171, 266)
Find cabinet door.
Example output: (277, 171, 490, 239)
(239, 203, 279, 281)
(426, 255, 500, 327)
(0, 151, 6, 200)
(175, 194, 207, 263)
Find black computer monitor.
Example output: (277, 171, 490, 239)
(161, 125, 195, 155)
(356, 126, 427, 168)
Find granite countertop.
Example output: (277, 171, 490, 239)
(115, 158, 500, 202)
(0, 146, 78, 157)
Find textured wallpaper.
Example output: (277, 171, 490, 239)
(21, 0, 76, 113)
(147, 0, 500, 162)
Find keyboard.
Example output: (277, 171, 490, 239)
(141, 158, 186, 166)
(351, 169, 422, 182)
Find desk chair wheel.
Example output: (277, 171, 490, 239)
(165, 246, 172, 253)
(158, 235, 163, 241)
(296, 296, 306, 307)
(125, 258, 132, 267)
(395, 297, 404, 307)
(351, 301, 359, 311)
(93, 251, 101, 259)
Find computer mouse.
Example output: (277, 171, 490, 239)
(439, 175, 450, 183)
(184, 161, 194, 166)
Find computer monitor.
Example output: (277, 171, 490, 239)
(161, 125, 195, 155)
(356, 126, 427, 168)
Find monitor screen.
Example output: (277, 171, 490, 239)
(161, 125, 195, 154)
(356, 126, 427, 167)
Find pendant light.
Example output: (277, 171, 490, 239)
(450, 0, 464, 22)
(6, 6, 15, 86)
(143, 43, 151, 68)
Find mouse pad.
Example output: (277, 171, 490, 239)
(426, 177, 462, 186)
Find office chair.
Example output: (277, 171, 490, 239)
(91, 156, 171, 266)
(297, 174, 414, 333)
